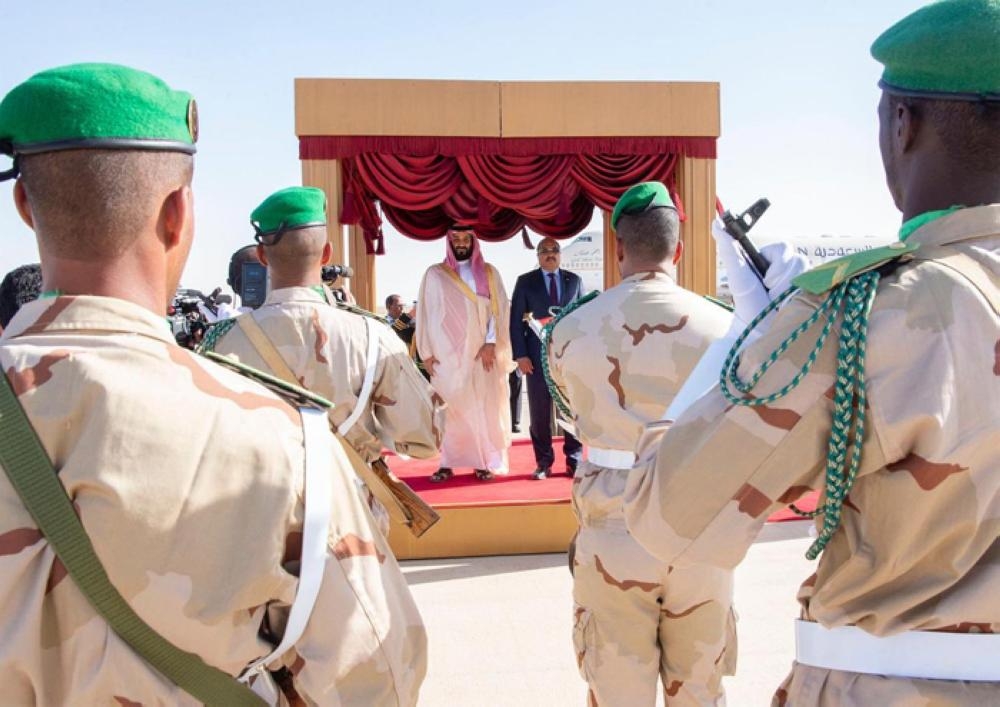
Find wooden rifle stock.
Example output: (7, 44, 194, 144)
(369, 457, 440, 538)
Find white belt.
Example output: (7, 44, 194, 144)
(795, 619, 1000, 681)
(586, 447, 635, 470)
(337, 316, 380, 436)
(240, 408, 334, 701)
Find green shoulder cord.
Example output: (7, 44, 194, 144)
(198, 316, 239, 354)
(0, 373, 265, 705)
(540, 291, 600, 418)
(719, 270, 880, 560)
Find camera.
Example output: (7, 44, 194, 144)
(169, 288, 231, 349)
(320, 264, 354, 283)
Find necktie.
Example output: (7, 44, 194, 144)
(548, 272, 558, 305)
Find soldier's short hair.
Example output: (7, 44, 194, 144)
(260, 226, 326, 271)
(890, 94, 1000, 173)
(386, 294, 402, 308)
(0, 262, 42, 328)
(18, 150, 193, 261)
(615, 207, 680, 265)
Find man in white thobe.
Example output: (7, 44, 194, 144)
(417, 227, 513, 481)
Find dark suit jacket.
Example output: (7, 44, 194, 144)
(509, 268, 583, 363)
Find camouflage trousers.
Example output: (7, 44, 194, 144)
(571, 464, 737, 706)
(774, 663, 1000, 706)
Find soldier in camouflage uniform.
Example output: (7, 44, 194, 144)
(548, 183, 736, 706)
(0, 64, 426, 705)
(623, 2, 1000, 704)
(202, 186, 445, 466)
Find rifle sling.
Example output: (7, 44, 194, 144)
(0, 369, 264, 705)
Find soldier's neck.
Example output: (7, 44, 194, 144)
(900, 161, 1000, 221)
(269, 270, 323, 291)
(40, 252, 169, 316)
(619, 259, 674, 280)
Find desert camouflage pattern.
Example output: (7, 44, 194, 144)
(549, 270, 736, 706)
(624, 205, 1000, 705)
(209, 285, 444, 464)
(0, 296, 427, 705)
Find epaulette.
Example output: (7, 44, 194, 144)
(197, 316, 239, 353)
(200, 350, 333, 411)
(334, 301, 389, 325)
(793, 241, 920, 295)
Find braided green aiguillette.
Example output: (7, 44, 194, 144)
(720, 272, 880, 559)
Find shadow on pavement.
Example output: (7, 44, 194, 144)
(401, 552, 569, 585)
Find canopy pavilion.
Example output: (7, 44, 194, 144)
(295, 79, 723, 557)
(296, 79, 721, 312)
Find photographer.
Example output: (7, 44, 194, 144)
(0, 262, 42, 331)
(226, 243, 263, 312)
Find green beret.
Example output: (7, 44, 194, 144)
(872, 0, 1000, 100)
(611, 182, 676, 229)
(251, 187, 327, 245)
(0, 63, 197, 180)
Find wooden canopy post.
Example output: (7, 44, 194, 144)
(348, 224, 377, 309)
(676, 156, 718, 296)
(602, 210, 620, 291)
(301, 158, 346, 269)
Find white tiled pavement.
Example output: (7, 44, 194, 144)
(402, 520, 815, 706)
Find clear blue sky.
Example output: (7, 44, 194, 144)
(1, 0, 923, 304)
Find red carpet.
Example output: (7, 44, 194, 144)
(386, 439, 574, 508)
(386, 438, 818, 521)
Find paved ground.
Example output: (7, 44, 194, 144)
(402, 520, 815, 706)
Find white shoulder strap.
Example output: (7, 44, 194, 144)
(239, 407, 333, 682)
(336, 316, 380, 436)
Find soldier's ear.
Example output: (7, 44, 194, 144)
(13, 179, 34, 229)
(892, 99, 920, 154)
(320, 241, 333, 266)
(160, 185, 192, 250)
(256, 244, 269, 267)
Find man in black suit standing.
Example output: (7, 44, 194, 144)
(510, 237, 584, 479)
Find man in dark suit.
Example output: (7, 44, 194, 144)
(509, 237, 584, 479)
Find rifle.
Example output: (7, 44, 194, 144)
(720, 197, 772, 285)
(333, 440, 440, 539)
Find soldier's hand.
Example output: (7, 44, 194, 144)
(475, 343, 497, 371)
(760, 242, 810, 300)
(423, 355, 438, 377)
(516, 356, 534, 375)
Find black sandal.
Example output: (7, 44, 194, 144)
(429, 467, 454, 483)
(474, 468, 494, 481)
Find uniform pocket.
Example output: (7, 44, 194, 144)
(572, 604, 596, 682)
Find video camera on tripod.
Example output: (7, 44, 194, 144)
(321, 264, 354, 303)
(169, 287, 231, 349)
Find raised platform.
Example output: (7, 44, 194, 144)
(385, 439, 817, 560)
(386, 439, 576, 560)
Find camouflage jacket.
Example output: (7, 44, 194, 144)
(0, 296, 427, 705)
(207, 286, 444, 463)
(624, 204, 1000, 636)
(548, 271, 732, 452)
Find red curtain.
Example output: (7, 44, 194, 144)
(321, 135, 707, 254)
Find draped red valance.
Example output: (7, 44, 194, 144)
(299, 135, 716, 254)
